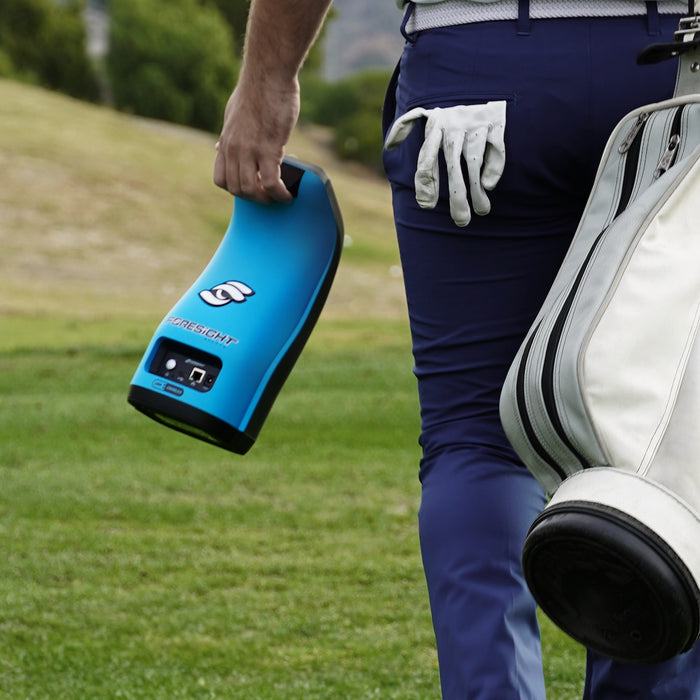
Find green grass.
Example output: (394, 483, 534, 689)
(0, 79, 585, 697)
(0, 319, 435, 699)
(0, 319, 586, 699)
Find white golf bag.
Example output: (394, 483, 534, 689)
(499, 5, 700, 664)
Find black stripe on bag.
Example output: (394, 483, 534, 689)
(514, 105, 683, 478)
(615, 116, 647, 217)
(654, 105, 686, 178)
(539, 232, 608, 472)
(670, 103, 685, 151)
(534, 107, 681, 471)
(515, 324, 568, 481)
(532, 111, 653, 471)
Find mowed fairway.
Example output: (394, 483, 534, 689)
(0, 79, 585, 698)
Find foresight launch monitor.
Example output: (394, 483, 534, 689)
(128, 158, 344, 454)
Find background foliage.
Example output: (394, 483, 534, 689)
(200, 0, 251, 54)
(0, 0, 99, 100)
(0, 0, 388, 170)
(302, 70, 393, 173)
(107, 0, 238, 133)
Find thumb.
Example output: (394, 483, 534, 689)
(384, 107, 430, 151)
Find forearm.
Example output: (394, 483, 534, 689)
(240, 0, 332, 88)
(214, 0, 332, 201)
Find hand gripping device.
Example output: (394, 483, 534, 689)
(128, 158, 343, 454)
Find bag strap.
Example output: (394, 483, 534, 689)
(637, 4, 700, 96)
(673, 21, 700, 97)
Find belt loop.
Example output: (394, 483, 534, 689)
(401, 2, 417, 43)
(646, 1, 660, 35)
(517, 0, 531, 36)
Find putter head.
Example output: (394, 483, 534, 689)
(127, 157, 343, 453)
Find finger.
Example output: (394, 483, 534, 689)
(465, 127, 491, 217)
(414, 119, 443, 210)
(481, 102, 507, 190)
(232, 154, 268, 202)
(482, 125, 506, 191)
(444, 132, 471, 227)
(213, 148, 231, 192)
(384, 107, 429, 150)
(384, 117, 418, 151)
(213, 134, 275, 202)
(259, 160, 293, 203)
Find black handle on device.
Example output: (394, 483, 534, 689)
(280, 161, 305, 198)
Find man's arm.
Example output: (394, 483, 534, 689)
(213, 0, 333, 202)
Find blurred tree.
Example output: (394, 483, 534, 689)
(107, 0, 238, 132)
(0, 0, 100, 100)
(301, 69, 391, 173)
(199, 0, 250, 53)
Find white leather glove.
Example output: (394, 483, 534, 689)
(384, 102, 506, 227)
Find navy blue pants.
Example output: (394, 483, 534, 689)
(383, 10, 700, 699)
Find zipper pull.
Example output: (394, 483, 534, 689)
(618, 113, 649, 154)
(654, 134, 681, 179)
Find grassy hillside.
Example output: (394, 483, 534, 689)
(0, 78, 405, 323)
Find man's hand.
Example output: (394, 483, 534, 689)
(213, 0, 332, 203)
(214, 76, 300, 203)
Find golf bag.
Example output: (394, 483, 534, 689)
(499, 5, 700, 663)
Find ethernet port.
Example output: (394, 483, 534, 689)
(189, 367, 207, 384)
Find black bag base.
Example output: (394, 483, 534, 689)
(522, 502, 700, 664)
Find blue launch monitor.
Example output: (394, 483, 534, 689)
(127, 157, 344, 454)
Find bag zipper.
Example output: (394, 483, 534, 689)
(515, 323, 569, 482)
(618, 112, 649, 155)
(533, 105, 686, 475)
(514, 104, 686, 481)
(615, 112, 649, 218)
(515, 110, 653, 477)
(538, 231, 607, 473)
(654, 104, 686, 179)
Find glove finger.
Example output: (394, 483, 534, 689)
(414, 119, 443, 210)
(444, 131, 471, 227)
(481, 121, 506, 190)
(384, 107, 429, 151)
(465, 127, 491, 217)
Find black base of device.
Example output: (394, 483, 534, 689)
(522, 503, 700, 664)
(127, 385, 254, 455)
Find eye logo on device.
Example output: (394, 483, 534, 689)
(199, 281, 255, 307)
